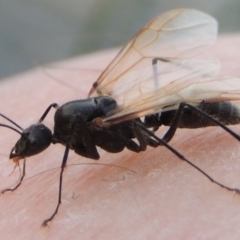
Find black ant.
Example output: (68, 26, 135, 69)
(1, 9, 240, 227)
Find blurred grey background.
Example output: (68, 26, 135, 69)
(1, 0, 240, 79)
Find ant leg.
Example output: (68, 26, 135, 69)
(1, 159, 26, 193)
(161, 102, 186, 143)
(42, 144, 70, 227)
(38, 103, 59, 123)
(136, 121, 240, 194)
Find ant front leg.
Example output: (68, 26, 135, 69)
(43, 114, 99, 227)
(42, 144, 70, 227)
(38, 103, 59, 123)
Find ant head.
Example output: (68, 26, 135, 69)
(10, 124, 52, 160)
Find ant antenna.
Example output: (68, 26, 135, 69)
(0, 124, 22, 135)
(0, 113, 23, 130)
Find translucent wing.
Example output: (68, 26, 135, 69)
(88, 9, 240, 125)
(88, 8, 218, 97)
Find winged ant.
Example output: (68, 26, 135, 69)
(1, 9, 240, 227)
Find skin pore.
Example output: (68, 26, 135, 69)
(0, 35, 240, 239)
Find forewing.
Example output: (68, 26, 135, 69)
(88, 8, 218, 97)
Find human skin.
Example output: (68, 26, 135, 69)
(0, 35, 240, 239)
